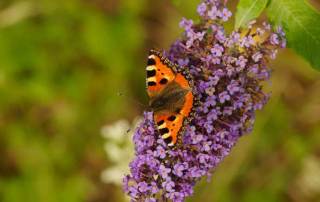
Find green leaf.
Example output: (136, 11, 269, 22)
(267, 0, 320, 70)
(235, 0, 268, 29)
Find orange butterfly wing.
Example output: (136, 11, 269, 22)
(154, 114, 184, 145)
(146, 50, 195, 146)
(146, 53, 176, 97)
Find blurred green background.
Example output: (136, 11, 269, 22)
(0, 0, 320, 202)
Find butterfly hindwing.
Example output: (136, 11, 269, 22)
(154, 113, 184, 146)
(146, 50, 195, 146)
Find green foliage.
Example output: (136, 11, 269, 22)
(0, 0, 145, 201)
(267, 0, 320, 70)
(235, 0, 268, 29)
(235, 0, 320, 70)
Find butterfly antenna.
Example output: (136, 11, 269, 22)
(117, 92, 148, 109)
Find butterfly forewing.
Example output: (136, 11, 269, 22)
(146, 54, 175, 97)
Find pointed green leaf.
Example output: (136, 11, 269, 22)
(267, 0, 320, 70)
(235, 0, 268, 29)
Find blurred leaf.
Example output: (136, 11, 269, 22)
(235, 0, 268, 29)
(267, 0, 320, 70)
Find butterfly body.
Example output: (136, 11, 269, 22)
(146, 50, 195, 146)
(149, 81, 188, 114)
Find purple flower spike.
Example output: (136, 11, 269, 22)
(154, 145, 166, 159)
(227, 80, 240, 95)
(219, 91, 231, 103)
(173, 163, 185, 177)
(220, 8, 232, 21)
(211, 44, 224, 57)
(159, 165, 172, 179)
(124, 0, 286, 201)
(138, 181, 150, 193)
(146, 198, 157, 202)
(179, 18, 193, 31)
(270, 33, 280, 45)
(197, 3, 207, 16)
(208, 6, 219, 20)
(162, 179, 175, 192)
(252, 52, 263, 62)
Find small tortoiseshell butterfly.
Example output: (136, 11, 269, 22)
(146, 50, 195, 146)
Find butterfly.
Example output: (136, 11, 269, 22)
(146, 50, 195, 146)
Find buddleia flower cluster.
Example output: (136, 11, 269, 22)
(123, 0, 286, 201)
